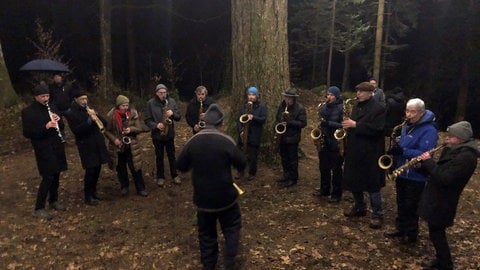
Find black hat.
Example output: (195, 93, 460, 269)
(282, 88, 299, 97)
(73, 90, 88, 98)
(33, 84, 49, 96)
(204, 103, 225, 126)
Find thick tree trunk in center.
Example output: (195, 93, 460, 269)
(231, 0, 290, 152)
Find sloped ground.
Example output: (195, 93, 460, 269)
(1, 93, 479, 269)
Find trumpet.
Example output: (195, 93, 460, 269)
(378, 119, 407, 170)
(334, 98, 356, 140)
(86, 105, 105, 133)
(386, 143, 446, 181)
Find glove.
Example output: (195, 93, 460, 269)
(387, 144, 403, 156)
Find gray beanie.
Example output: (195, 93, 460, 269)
(155, 84, 167, 92)
(204, 103, 225, 126)
(447, 121, 473, 141)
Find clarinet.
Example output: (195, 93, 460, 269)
(46, 103, 66, 143)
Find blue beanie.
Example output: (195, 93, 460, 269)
(247, 86, 259, 97)
(327, 86, 341, 99)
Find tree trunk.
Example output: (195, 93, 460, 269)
(0, 42, 18, 108)
(231, 0, 290, 152)
(126, 0, 137, 89)
(373, 0, 385, 82)
(341, 51, 350, 92)
(99, 0, 113, 99)
(327, 0, 336, 87)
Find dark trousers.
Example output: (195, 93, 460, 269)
(428, 224, 453, 270)
(35, 173, 60, 210)
(279, 143, 299, 182)
(197, 203, 242, 269)
(395, 177, 425, 237)
(319, 150, 343, 198)
(117, 148, 145, 192)
(246, 145, 259, 176)
(84, 166, 101, 200)
(153, 139, 177, 179)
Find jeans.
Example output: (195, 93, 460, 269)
(352, 191, 383, 217)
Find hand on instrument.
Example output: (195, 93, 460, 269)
(46, 120, 58, 129)
(123, 127, 131, 134)
(342, 118, 356, 128)
(156, 122, 165, 130)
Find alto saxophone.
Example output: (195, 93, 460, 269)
(334, 98, 356, 140)
(273, 105, 289, 151)
(159, 99, 172, 136)
(378, 119, 407, 170)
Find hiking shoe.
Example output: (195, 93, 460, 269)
(156, 178, 165, 187)
(33, 209, 52, 220)
(369, 216, 383, 229)
(50, 202, 66, 211)
(173, 176, 182, 185)
(138, 190, 148, 197)
(343, 208, 367, 217)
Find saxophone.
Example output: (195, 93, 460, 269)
(198, 99, 206, 129)
(311, 102, 326, 151)
(159, 99, 173, 136)
(334, 98, 356, 140)
(239, 101, 253, 150)
(273, 105, 289, 151)
(378, 119, 407, 170)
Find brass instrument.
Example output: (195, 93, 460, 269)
(198, 99, 206, 129)
(311, 102, 326, 150)
(160, 99, 172, 136)
(233, 182, 245, 195)
(46, 102, 66, 143)
(334, 98, 357, 140)
(239, 101, 253, 150)
(86, 105, 105, 133)
(386, 143, 446, 181)
(378, 119, 407, 170)
(272, 105, 289, 152)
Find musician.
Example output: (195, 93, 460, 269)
(66, 91, 110, 206)
(418, 121, 478, 270)
(342, 82, 386, 229)
(185, 85, 214, 135)
(384, 98, 437, 244)
(104, 95, 147, 197)
(275, 88, 307, 188)
(177, 103, 246, 270)
(144, 83, 182, 187)
(236, 86, 267, 181)
(313, 86, 344, 203)
(48, 73, 78, 116)
(22, 85, 68, 220)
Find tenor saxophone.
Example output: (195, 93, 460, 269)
(159, 99, 172, 136)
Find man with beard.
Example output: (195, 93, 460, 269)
(22, 84, 68, 220)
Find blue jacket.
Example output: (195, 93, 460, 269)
(394, 110, 438, 181)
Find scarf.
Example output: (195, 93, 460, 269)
(114, 109, 131, 133)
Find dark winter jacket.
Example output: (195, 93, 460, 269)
(144, 96, 181, 141)
(319, 98, 343, 152)
(185, 96, 214, 133)
(385, 91, 405, 131)
(393, 110, 438, 182)
(22, 101, 67, 176)
(176, 126, 246, 211)
(104, 107, 145, 171)
(419, 139, 479, 227)
(343, 97, 386, 192)
(66, 102, 110, 169)
(237, 100, 267, 147)
(48, 82, 78, 112)
(274, 100, 307, 144)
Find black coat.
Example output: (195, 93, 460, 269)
(419, 140, 479, 227)
(319, 99, 343, 151)
(237, 100, 267, 147)
(66, 102, 110, 169)
(343, 97, 386, 192)
(185, 96, 214, 132)
(274, 100, 307, 144)
(176, 127, 246, 211)
(22, 101, 67, 176)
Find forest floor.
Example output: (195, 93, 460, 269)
(1, 91, 479, 270)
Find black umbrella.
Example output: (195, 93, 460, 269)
(19, 59, 70, 73)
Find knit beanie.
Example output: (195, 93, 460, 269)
(155, 84, 167, 92)
(204, 103, 225, 126)
(447, 121, 473, 141)
(247, 86, 259, 97)
(327, 86, 341, 99)
(116, 95, 130, 106)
